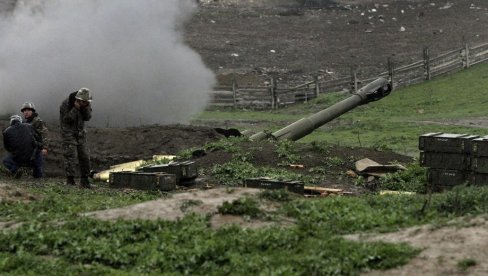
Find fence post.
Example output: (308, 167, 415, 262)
(350, 68, 358, 93)
(232, 77, 237, 108)
(387, 57, 394, 89)
(423, 47, 431, 80)
(463, 43, 470, 68)
(305, 83, 309, 103)
(270, 77, 277, 109)
(314, 75, 320, 98)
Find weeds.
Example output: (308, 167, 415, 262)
(275, 140, 300, 164)
(210, 159, 315, 186)
(3, 182, 488, 274)
(259, 189, 293, 202)
(457, 258, 477, 271)
(378, 163, 427, 193)
(217, 197, 262, 218)
(433, 186, 488, 216)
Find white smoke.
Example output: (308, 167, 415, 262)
(0, 0, 215, 127)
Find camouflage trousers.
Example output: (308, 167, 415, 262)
(62, 135, 90, 178)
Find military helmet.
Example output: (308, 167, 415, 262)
(75, 88, 92, 102)
(10, 114, 22, 125)
(20, 102, 36, 112)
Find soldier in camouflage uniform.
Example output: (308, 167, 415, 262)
(21, 102, 49, 157)
(59, 88, 93, 188)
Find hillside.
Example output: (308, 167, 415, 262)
(185, 0, 488, 85)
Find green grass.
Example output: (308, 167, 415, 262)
(2, 182, 488, 274)
(0, 182, 163, 222)
(195, 63, 488, 156)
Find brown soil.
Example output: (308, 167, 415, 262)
(187, 0, 488, 86)
(347, 216, 488, 275)
(0, 118, 412, 194)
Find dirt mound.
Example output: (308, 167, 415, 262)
(0, 119, 412, 192)
(347, 216, 488, 275)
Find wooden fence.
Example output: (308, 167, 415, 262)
(209, 42, 488, 109)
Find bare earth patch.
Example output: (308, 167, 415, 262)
(84, 187, 286, 229)
(346, 216, 488, 275)
(0, 182, 39, 204)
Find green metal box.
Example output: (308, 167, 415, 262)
(419, 133, 479, 153)
(139, 161, 198, 184)
(469, 173, 488, 186)
(109, 172, 176, 191)
(427, 168, 467, 192)
(420, 151, 470, 170)
(243, 178, 304, 194)
(471, 136, 488, 157)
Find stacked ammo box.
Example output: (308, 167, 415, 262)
(470, 136, 488, 185)
(108, 160, 198, 191)
(419, 132, 488, 191)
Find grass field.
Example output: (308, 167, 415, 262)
(2, 64, 488, 274)
(198, 63, 488, 156)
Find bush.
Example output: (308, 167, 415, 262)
(378, 163, 427, 193)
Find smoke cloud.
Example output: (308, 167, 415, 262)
(0, 0, 215, 127)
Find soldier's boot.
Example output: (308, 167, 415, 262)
(13, 170, 23, 179)
(80, 177, 92, 189)
(66, 176, 76, 186)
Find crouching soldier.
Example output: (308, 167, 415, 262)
(59, 88, 93, 188)
(2, 115, 43, 178)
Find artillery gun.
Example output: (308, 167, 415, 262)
(238, 77, 392, 141)
(103, 78, 392, 191)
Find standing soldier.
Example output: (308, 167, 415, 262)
(21, 102, 49, 157)
(59, 88, 93, 188)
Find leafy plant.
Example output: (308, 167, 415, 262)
(205, 136, 248, 154)
(433, 185, 488, 216)
(457, 258, 477, 271)
(217, 198, 262, 218)
(259, 189, 293, 202)
(325, 156, 345, 167)
(275, 140, 300, 164)
(378, 163, 427, 193)
(211, 160, 258, 185)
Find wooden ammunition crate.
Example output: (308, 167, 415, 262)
(420, 151, 470, 170)
(109, 172, 176, 191)
(419, 133, 479, 153)
(469, 173, 488, 186)
(243, 178, 304, 194)
(471, 157, 488, 174)
(471, 136, 488, 157)
(140, 161, 198, 183)
(427, 168, 467, 192)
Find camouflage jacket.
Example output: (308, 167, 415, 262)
(59, 91, 92, 140)
(23, 113, 49, 150)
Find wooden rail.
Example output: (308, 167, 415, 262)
(209, 42, 488, 109)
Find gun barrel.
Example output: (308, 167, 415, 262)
(249, 77, 392, 141)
